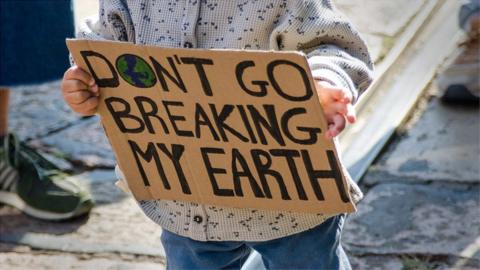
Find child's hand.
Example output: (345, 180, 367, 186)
(61, 66, 100, 116)
(315, 80, 356, 138)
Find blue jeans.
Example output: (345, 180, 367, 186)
(161, 214, 351, 270)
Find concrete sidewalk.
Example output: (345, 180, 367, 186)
(344, 80, 480, 269)
(3, 1, 476, 269)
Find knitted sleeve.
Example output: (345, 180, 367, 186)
(269, 0, 374, 103)
(77, 0, 134, 42)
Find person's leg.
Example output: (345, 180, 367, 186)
(459, 0, 480, 33)
(249, 214, 351, 270)
(0, 1, 94, 221)
(437, 0, 479, 104)
(0, 86, 94, 221)
(0, 88, 9, 137)
(161, 230, 251, 270)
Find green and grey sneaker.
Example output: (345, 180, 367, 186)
(0, 134, 94, 220)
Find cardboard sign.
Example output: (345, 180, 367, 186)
(67, 39, 355, 214)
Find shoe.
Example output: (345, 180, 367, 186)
(437, 15, 480, 105)
(0, 134, 94, 220)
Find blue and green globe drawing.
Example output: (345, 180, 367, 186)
(116, 54, 157, 88)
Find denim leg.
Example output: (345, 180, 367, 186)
(161, 230, 251, 269)
(248, 214, 351, 270)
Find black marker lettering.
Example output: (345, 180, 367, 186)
(134, 96, 169, 134)
(251, 149, 291, 200)
(181, 57, 214, 96)
(235, 60, 268, 97)
(194, 103, 220, 141)
(105, 97, 145, 133)
(270, 149, 307, 200)
(209, 104, 249, 143)
(267, 60, 313, 102)
(236, 105, 257, 144)
(162, 101, 194, 137)
(200, 147, 234, 197)
(231, 148, 265, 198)
(157, 143, 191, 194)
(80, 50, 119, 88)
(281, 107, 321, 145)
(247, 104, 285, 146)
(128, 140, 170, 189)
(301, 150, 350, 202)
(149, 56, 186, 92)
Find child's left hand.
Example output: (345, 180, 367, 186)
(315, 80, 356, 138)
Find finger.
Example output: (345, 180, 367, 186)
(326, 114, 346, 138)
(345, 103, 356, 123)
(332, 102, 348, 115)
(62, 80, 99, 97)
(70, 96, 99, 115)
(323, 102, 349, 121)
(61, 79, 89, 93)
(64, 90, 93, 105)
(341, 90, 353, 104)
(71, 105, 97, 116)
(64, 66, 98, 94)
(332, 114, 346, 133)
(325, 87, 352, 104)
(64, 66, 95, 85)
(320, 87, 344, 101)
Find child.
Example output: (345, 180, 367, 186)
(62, 1, 373, 269)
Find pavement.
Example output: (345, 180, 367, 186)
(2, 1, 479, 269)
(344, 81, 480, 269)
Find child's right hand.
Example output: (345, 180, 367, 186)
(61, 66, 100, 116)
(315, 80, 356, 138)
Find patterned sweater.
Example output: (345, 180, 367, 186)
(79, 0, 374, 241)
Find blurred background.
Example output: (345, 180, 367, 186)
(0, 0, 478, 269)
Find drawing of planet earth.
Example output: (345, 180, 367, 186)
(116, 54, 156, 88)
